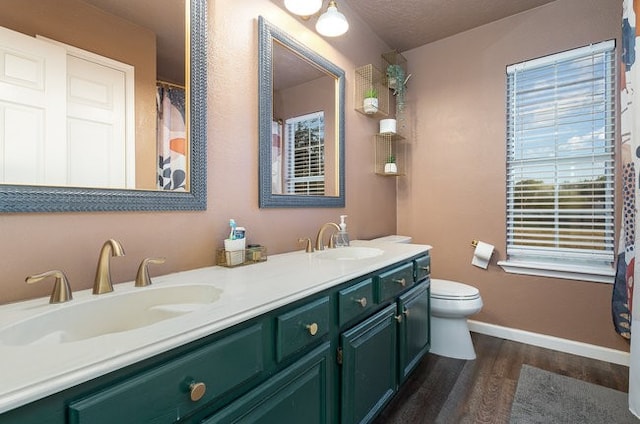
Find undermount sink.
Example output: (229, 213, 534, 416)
(315, 246, 384, 261)
(0, 284, 222, 346)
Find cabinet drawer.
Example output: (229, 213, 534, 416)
(276, 296, 330, 362)
(376, 262, 414, 302)
(68, 324, 265, 424)
(203, 342, 331, 424)
(414, 255, 431, 282)
(338, 278, 374, 326)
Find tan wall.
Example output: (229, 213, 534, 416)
(399, 0, 628, 351)
(0, 0, 158, 189)
(0, 0, 396, 304)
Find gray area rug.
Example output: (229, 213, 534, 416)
(510, 365, 638, 423)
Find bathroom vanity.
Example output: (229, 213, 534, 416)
(0, 241, 431, 424)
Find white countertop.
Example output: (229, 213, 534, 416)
(0, 240, 430, 413)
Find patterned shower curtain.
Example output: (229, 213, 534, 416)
(272, 120, 283, 194)
(619, 0, 640, 417)
(157, 85, 187, 191)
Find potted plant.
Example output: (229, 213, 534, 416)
(363, 87, 378, 114)
(386, 64, 408, 116)
(384, 155, 397, 174)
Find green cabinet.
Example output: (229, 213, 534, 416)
(0, 253, 431, 424)
(376, 262, 414, 302)
(398, 280, 430, 383)
(68, 324, 265, 424)
(337, 278, 374, 326)
(340, 304, 398, 424)
(203, 342, 331, 424)
(276, 296, 331, 362)
(340, 260, 431, 424)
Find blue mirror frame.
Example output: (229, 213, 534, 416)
(258, 16, 345, 208)
(0, 0, 207, 213)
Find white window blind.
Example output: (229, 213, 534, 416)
(505, 40, 615, 271)
(285, 111, 325, 195)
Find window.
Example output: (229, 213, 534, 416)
(500, 41, 616, 283)
(284, 112, 325, 195)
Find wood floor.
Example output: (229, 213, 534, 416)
(373, 333, 630, 424)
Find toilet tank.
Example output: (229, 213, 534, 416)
(370, 235, 412, 244)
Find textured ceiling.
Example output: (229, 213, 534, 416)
(343, 0, 558, 52)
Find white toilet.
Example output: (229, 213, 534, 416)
(429, 279, 483, 360)
(371, 235, 483, 360)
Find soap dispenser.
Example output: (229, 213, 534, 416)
(335, 215, 350, 247)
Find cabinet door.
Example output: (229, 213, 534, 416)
(203, 342, 331, 424)
(340, 304, 397, 424)
(398, 281, 430, 383)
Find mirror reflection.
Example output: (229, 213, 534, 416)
(271, 41, 338, 196)
(0, 0, 206, 213)
(0, 0, 186, 191)
(258, 16, 345, 208)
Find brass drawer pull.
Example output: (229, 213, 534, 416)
(421, 265, 430, 273)
(403, 307, 410, 317)
(393, 278, 406, 287)
(354, 297, 367, 307)
(306, 323, 319, 336)
(394, 314, 403, 323)
(189, 381, 206, 402)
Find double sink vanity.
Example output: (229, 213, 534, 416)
(0, 240, 431, 423)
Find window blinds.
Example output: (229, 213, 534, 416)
(505, 40, 615, 267)
(285, 112, 325, 195)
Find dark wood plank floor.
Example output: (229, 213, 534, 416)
(374, 333, 630, 424)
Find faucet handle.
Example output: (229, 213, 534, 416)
(26, 270, 73, 304)
(135, 257, 166, 287)
(298, 238, 314, 253)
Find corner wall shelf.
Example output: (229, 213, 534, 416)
(374, 133, 406, 176)
(354, 64, 389, 118)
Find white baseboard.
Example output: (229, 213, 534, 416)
(468, 320, 630, 367)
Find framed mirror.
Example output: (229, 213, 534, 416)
(0, 0, 206, 212)
(258, 16, 345, 208)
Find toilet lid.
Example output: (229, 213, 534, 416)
(431, 279, 480, 300)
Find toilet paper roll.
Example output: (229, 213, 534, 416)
(471, 241, 494, 269)
(379, 119, 397, 134)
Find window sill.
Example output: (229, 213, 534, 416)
(497, 260, 615, 284)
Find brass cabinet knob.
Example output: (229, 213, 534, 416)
(403, 307, 410, 317)
(189, 382, 206, 402)
(306, 323, 319, 336)
(421, 265, 430, 273)
(394, 315, 403, 323)
(354, 297, 367, 307)
(393, 278, 406, 287)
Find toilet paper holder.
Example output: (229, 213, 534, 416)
(471, 240, 478, 247)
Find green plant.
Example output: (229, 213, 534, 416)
(387, 64, 406, 107)
(386, 155, 396, 163)
(364, 87, 378, 99)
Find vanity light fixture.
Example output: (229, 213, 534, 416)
(284, 0, 323, 17)
(315, 0, 349, 37)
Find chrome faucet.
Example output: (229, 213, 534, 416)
(93, 239, 125, 294)
(315, 222, 341, 251)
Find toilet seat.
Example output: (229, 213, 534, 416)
(431, 279, 480, 301)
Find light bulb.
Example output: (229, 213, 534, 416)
(315, 1, 349, 37)
(284, 0, 322, 17)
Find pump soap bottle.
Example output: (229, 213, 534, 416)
(335, 215, 350, 247)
